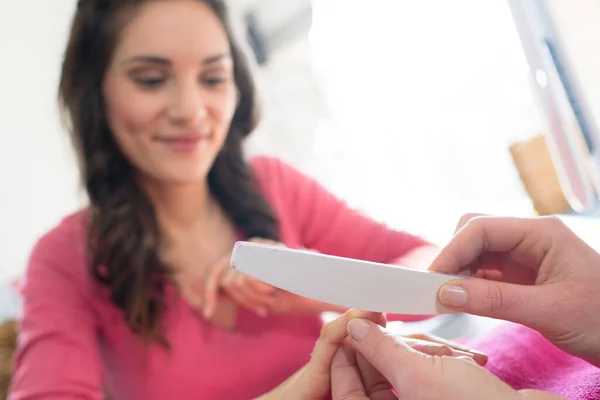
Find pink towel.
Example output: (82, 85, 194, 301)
(465, 322, 600, 399)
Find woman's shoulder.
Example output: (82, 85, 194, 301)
(36, 209, 88, 251)
(26, 209, 90, 281)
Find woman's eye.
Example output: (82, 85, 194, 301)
(134, 77, 165, 88)
(202, 77, 226, 86)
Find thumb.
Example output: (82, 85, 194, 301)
(347, 319, 428, 392)
(437, 278, 548, 327)
(348, 319, 522, 400)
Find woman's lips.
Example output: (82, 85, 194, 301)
(157, 135, 209, 152)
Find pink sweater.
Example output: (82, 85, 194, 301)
(10, 156, 431, 400)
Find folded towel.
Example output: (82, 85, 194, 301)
(466, 322, 600, 399)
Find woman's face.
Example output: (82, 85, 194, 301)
(103, 0, 237, 185)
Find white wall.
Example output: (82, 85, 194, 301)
(0, 0, 83, 282)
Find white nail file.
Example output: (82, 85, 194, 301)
(230, 241, 463, 315)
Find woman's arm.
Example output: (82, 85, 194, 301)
(9, 229, 105, 400)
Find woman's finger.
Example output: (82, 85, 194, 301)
(454, 213, 488, 233)
(331, 344, 370, 400)
(355, 351, 396, 400)
(404, 333, 488, 366)
(429, 216, 551, 275)
(222, 276, 276, 316)
(247, 276, 277, 295)
(407, 340, 478, 363)
(224, 286, 268, 316)
(308, 310, 385, 378)
(203, 259, 228, 318)
(234, 276, 277, 306)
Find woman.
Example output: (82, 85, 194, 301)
(9, 1, 438, 398)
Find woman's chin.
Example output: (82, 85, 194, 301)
(142, 170, 211, 188)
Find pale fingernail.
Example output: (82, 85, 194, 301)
(203, 306, 213, 319)
(469, 350, 489, 365)
(439, 285, 468, 307)
(347, 319, 370, 341)
(451, 349, 475, 359)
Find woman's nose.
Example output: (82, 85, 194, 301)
(168, 84, 208, 126)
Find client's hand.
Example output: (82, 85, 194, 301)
(262, 310, 386, 400)
(332, 318, 565, 400)
(260, 310, 488, 400)
(204, 242, 347, 318)
(203, 237, 280, 318)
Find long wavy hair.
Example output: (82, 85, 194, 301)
(59, 0, 279, 345)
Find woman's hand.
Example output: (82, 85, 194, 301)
(331, 318, 564, 400)
(262, 310, 386, 400)
(204, 241, 347, 318)
(428, 214, 600, 366)
(260, 310, 487, 400)
(202, 237, 281, 318)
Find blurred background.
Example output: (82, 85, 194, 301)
(1, 0, 600, 291)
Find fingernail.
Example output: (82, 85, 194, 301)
(439, 285, 468, 307)
(203, 306, 212, 319)
(347, 319, 370, 341)
(469, 350, 489, 365)
(411, 342, 452, 356)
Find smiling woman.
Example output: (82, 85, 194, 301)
(58, 0, 279, 345)
(102, 2, 239, 184)
(8, 0, 441, 399)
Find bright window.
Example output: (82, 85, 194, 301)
(306, 0, 541, 242)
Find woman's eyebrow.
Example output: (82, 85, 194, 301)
(122, 53, 231, 66)
(123, 55, 170, 66)
(202, 53, 231, 65)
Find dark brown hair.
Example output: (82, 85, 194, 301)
(59, 0, 279, 344)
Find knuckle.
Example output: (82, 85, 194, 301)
(483, 283, 516, 315)
(364, 331, 397, 367)
(457, 213, 487, 229)
(459, 213, 477, 224)
(319, 319, 336, 340)
(540, 215, 566, 230)
(463, 215, 486, 229)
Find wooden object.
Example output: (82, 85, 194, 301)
(0, 320, 16, 400)
(509, 134, 570, 215)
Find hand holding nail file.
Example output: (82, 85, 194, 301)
(230, 241, 464, 315)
